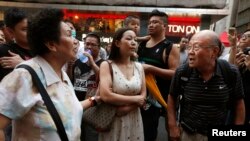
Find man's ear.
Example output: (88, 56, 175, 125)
(213, 46, 220, 58)
(45, 41, 57, 52)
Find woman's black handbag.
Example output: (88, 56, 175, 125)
(82, 61, 116, 132)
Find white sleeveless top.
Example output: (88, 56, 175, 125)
(99, 62, 144, 141)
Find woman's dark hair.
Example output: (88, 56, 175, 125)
(27, 8, 64, 56)
(4, 8, 27, 29)
(109, 28, 132, 60)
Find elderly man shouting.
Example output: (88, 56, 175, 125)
(167, 30, 245, 141)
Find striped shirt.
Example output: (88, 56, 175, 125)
(170, 62, 244, 133)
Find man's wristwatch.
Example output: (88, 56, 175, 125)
(89, 96, 97, 107)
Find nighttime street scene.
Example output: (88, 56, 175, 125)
(0, 0, 249, 141)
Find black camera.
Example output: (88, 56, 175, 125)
(243, 47, 250, 55)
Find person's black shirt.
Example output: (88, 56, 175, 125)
(0, 43, 33, 81)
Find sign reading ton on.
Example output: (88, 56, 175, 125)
(166, 16, 201, 37)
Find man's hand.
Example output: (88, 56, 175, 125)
(134, 95, 146, 107)
(0, 50, 24, 68)
(83, 51, 94, 66)
(142, 64, 152, 74)
(228, 33, 237, 48)
(0, 130, 5, 141)
(244, 55, 250, 70)
(169, 125, 181, 141)
(235, 52, 246, 68)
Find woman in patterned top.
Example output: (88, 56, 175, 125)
(0, 8, 99, 141)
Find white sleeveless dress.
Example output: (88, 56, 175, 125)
(98, 62, 144, 141)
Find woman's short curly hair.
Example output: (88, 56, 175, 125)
(27, 8, 64, 56)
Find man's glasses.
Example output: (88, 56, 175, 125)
(186, 44, 213, 51)
(84, 42, 99, 47)
(241, 34, 250, 39)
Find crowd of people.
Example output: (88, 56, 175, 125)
(0, 6, 249, 141)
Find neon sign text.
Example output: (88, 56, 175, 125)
(168, 25, 200, 34)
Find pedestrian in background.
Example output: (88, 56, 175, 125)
(179, 37, 189, 65)
(104, 42, 111, 59)
(70, 32, 104, 141)
(71, 33, 104, 101)
(228, 29, 250, 125)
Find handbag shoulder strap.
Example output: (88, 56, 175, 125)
(106, 60, 113, 80)
(17, 64, 69, 141)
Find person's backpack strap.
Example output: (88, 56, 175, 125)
(177, 63, 192, 122)
(180, 63, 192, 88)
(217, 59, 236, 88)
(17, 64, 69, 141)
(217, 59, 237, 125)
(106, 60, 113, 80)
(217, 59, 236, 106)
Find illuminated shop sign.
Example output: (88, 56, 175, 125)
(166, 16, 201, 37)
(168, 25, 200, 34)
(63, 9, 127, 33)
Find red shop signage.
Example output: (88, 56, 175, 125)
(166, 16, 201, 37)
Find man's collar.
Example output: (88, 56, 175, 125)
(193, 61, 222, 78)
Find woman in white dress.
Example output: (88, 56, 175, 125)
(99, 28, 146, 141)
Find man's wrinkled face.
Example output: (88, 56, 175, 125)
(187, 34, 219, 69)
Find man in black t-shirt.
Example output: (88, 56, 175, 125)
(0, 8, 32, 81)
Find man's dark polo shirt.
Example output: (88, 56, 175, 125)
(170, 61, 244, 134)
